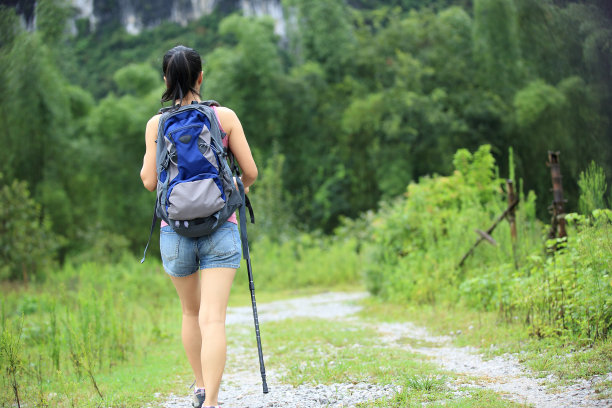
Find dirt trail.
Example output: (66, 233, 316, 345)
(157, 292, 611, 408)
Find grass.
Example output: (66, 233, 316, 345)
(3, 282, 520, 407)
(253, 318, 438, 385)
(2, 253, 608, 407)
(44, 339, 189, 407)
(0, 253, 367, 408)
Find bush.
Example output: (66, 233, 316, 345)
(0, 175, 58, 282)
(364, 145, 534, 303)
(518, 210, 612, 339)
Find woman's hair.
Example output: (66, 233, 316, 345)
(161, 45, 202, 104)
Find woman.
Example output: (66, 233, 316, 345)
(140, 45, 258, 408)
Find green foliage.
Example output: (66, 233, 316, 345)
(205, 15, 284, 150)
(473, 0, 523, 95)
(514, 80, 566, 127)
(364, 145, 514, 303)
(518, 211, 612, 339)
(364, 145, 611, 341)
(284, 0, 357, 80)
(578, 161, 608, 214)
(0, 317, 24, 407)
(1, 0, 612, 269)
(1, 31, 70, 187)
(80, 88, 161, 250)
(245, 232, 363, 290)
(113, 63, 159, 96)
(246, 152, 295, 243)
(0, 175, 57, 281)
(0, 6, 19, 49)
(35, 0, 72, 47)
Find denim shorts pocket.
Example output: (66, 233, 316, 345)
(160, 226, 180, 262)
(208, 225, 240, 257)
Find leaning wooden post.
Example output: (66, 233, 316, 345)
(506, 179, 518, 268)
(547, 151, 567, 240)
(458, 199, 519, 268)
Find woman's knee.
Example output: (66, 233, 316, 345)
(198, 307, 226, 327)
(182, 303, 200, 317)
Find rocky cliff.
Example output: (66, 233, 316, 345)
(8, 0, 285, 36)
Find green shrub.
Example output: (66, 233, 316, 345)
(516, 210, 612, 340)
(67, 225, 131, 266)
(364, 145, 533, 304)
(0, 174, 58, 282)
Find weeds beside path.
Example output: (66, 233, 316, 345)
(158, 292, 611, 408)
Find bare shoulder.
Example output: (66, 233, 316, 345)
(214, 106, 236, 116)
(145, 114, 161, 140)
(214, 106, 240, 127)
(147, 114, 162, 129)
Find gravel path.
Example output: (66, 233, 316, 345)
(156, 292, 611, 408)
(376, 322, 612, 408)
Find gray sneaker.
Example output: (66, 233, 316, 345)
(192, 388, 206, 408)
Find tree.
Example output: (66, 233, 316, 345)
(473, 0, 523, 96)
(113, 62, 159, 96)
(284, 0, 357, 81)
(205, 15, 284, 152)
(35, 0, 72, 47)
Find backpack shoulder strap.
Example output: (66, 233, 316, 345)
(192, 104, 225, 153)
(158, 104, 177, 114)
(200, 99, 220, 107)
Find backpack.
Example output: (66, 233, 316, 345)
(141, 100, 252, 262)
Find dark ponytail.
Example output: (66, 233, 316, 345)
(161, 45, 202, 105)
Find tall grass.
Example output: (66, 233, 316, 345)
(0, 257, 175, 407)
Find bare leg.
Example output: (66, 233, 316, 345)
(169, 272, 204, 389)
(199, 267, 236, 406)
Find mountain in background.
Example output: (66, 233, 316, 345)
(4, 0, 285, 35)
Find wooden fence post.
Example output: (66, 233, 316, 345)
(547, 151, 567, 240)
(506, 179, 517, 241)
(506, 179, 518, 268)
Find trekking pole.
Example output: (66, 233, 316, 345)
(245, 247, 269, 393)
(236, 179, 269, 394)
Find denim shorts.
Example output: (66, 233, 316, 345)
(160, 222, 242, 277)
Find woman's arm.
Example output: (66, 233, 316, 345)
(140, 114, 161, 192)
(216, 106, 258, 188)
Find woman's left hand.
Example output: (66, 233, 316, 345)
(233, 177, 250, 194)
